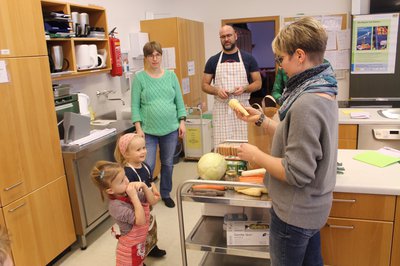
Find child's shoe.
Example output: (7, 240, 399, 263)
(148, 245, 166, 257)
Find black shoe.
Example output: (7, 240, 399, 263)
(162, 197, 175, 208)
(148, 245, 167, 257)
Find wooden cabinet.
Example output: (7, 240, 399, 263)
(41, 0, 111, 80)
(2, 177, 75, 266)
(321, 192, 396, 266)
(0, 57, 65, 206)
(0, 2, 76, 264)
(140, 17, 207, 110)
(338, 124, 358, 149)
(0, 0, 47, 57)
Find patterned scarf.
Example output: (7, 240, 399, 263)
(278, 63, 338, 121)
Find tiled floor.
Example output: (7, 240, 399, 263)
(54, 160, 205, 266)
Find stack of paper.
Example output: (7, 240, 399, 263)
(350, 112, 371, 119)
(68, 128, 117, 146)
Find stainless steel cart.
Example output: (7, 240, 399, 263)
(177, 179, 272, 265)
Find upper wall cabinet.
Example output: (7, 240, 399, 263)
(140, 17, 207, 110)
(41, 0, 111, 80)
(0, 0, 47, 57)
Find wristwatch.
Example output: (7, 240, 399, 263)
(179, 116, 187, 121)
(255, 113, 265, 127)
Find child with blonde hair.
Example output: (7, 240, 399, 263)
(0, 226, 13, 266)
(91, 161, 157, 266)
(114, 133, 166, 257)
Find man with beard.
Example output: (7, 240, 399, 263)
(202, 25, 261, 148)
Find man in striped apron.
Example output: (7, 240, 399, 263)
(202, 25, 262, 148)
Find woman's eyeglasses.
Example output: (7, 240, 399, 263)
(146, 53, 162, 59)
(275, 56, 284, 66)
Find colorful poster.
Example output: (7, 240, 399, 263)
(351, 13, 399, 74)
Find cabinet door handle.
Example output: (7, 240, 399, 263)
(8, 202, 26, 213)
(4, 181, 23, 191)
(332, 198, 356, 203)
(327, 224, 354, 230)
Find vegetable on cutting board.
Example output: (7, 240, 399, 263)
(228, 99, 249, 116)
(234, 187, 268, 197)
(241, 168, 266, 177)
(239, 176, 264, 184)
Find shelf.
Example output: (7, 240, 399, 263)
(186, 216, 270, 260)
(181, 183, 271, 208)
(73, 38, 108, 42)
(199, 252, 270, 266)
(51, 67, 111, 81)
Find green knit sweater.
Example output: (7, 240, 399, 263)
(131, 70, 186, 136)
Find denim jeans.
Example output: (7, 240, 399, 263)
(145, 130, 178, 199)
(269, 208, 323, 266)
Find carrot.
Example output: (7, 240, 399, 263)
(192, 185, 226, 191)
(239, 176, 264, 184)
(241, 168, 266, 177)
(228, 99, 249, 116)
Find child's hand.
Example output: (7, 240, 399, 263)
(132, 181, 146, 192)
(126, 183, 138, 198)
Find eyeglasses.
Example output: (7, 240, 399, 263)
(275, 56, 284, 66)
(219, 33, 233, 40)
(146, 53, 162, 59)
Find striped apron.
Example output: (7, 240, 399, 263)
(213, 50, 250, 148)
(116, 203, 150, 266)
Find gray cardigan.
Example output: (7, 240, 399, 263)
(266, 93, 338, 229)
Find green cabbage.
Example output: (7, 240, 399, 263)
(197, 153, 227, 180)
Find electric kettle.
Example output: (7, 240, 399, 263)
(77, 93, 90, 116)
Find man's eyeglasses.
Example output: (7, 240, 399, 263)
(146, 53, 162, 59)
(275, 56, 284, 66)
(220, 33, 233, 39)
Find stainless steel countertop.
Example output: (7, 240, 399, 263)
(61, 120, 134, 159)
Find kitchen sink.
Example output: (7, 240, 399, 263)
(377, 109, 400, 119)
(91, 111, 117, 126)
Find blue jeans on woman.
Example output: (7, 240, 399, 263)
(145, 130, 178, 199)
(269, 208, 323, 266)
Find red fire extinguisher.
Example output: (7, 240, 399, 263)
(109, 27, 123, 76)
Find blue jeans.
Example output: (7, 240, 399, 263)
(269, 208, 323, 266)
(145, 130, 178, 199)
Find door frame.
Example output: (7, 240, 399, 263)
(221, 16, 280, 71)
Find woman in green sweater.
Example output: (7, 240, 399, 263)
(131, 41, 187, 208)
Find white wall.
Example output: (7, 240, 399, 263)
(63, 0, 352, 116)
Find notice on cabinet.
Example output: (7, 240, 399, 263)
(182, 77, 190, 94)
(161, 47, 176, 69)
(0, 61, 9, 83)
(187, 61, 195, 76)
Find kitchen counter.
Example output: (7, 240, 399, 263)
(62, 120, 134, 157)
(339, 108, 400, 124)
(336, 149, 400, 195)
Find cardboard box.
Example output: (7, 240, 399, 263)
(226, 221, 269, 246)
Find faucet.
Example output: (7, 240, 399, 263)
(107, 98, 125, 105)
(96, 90, 114, 97)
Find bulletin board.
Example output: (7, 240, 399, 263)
(283, 14, 350, 72)
(283, 13, 347, 30)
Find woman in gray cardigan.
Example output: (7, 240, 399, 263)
(234, 17, 338, 266)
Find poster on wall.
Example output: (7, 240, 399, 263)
(351, 13, 399, 74)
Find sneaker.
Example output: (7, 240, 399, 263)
(148, 245, 167, 257)
(162, 197, 175, 208)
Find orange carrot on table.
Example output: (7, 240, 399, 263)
(192, 184, 226, 191)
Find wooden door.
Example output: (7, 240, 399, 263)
(29, 177, 75, 264)
(0, 0, 47, 57)
(3, 177, 75, 265)
(3, 196, 42, 265)
(0, 57, 64, 206)
(321, 217, 393, 266)
(338, 124, 358, 149)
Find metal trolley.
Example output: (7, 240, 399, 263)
(176, 179, 271, 266)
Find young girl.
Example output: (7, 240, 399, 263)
(91, 161, 157, 266)
(114, 133, 166, 258)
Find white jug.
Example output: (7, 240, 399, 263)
(77, 93, 90, 116)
